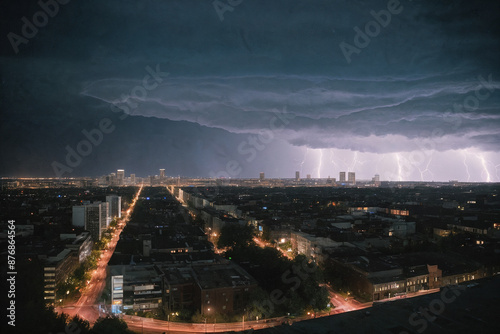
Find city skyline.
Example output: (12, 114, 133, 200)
(1, 0, 500, 182)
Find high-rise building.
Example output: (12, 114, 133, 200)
(73, 202, 108, 241)
(109, 173, 117, 186)
(160, 169, 165, 180)
(306, 174, 311, 179)
(348, 172, 356, 185)
(295, 171, 300, 181)
(260, 172, 265, 181)
(106, 195, 122, 219)
(117, 169, 125, 185)
(373, 174, 381, 186)
(130, 173, 136, 185)
(339, 172, 346, 183)
(72, 206, 86, 227)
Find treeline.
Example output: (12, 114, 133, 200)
(219, 224, 330, 318)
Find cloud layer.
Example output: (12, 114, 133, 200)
(1, 0, 500, 180)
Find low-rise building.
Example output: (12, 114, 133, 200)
(43, 248, 79, 305)
(62, 232, 92, 263)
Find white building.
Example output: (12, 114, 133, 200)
(106, 195, 122, 220)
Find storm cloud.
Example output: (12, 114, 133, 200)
(1, 0, 499, 181)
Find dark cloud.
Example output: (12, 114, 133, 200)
(1, 0, 499, 180)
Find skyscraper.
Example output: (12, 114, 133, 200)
(72, 206, 86, 227)
(295, 171, 300, 181)
(106, 195, 122, 219)
(109, 173, 116, 186)
(339, 172, 346, 183)
(130, 173, 136, 185)
(160, 169, 165, 179)
(260, 172, 265, 180)
(348, 172, 356, 185)
(117, 169, 125, 185)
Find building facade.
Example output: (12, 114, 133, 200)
(106, 195, 122, 219)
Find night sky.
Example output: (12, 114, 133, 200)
(1, 0, 499, 181)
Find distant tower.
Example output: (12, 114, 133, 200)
(117, 169, 125, 185)
(160, 169, 165, 179)
(260, 172, 265, 181)
(130, 174, 136, 185)
(295, 171, 300, 181)
(306, 174, 311, 179)
(373, 174, 380, 186)
(109, 173, 116, 186)
(348, 172, 356, 185)
(339, 172, 346, 183)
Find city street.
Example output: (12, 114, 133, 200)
(125, 315, 290, 333)
(323, 284, 371, 313)
(56, 185, 143, 323)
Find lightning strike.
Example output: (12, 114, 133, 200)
(418, 153, 435, 181)
(477, 153, 491, 182)
(317, 149, 323, 178)
(462, 151, 471, 182)
(395, 153, 403, 181)
(329, 149, 342, 172)
(299, 147, 309, 174)
(348, 151, 359, 174)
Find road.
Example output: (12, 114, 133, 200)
(56, 185, 143, 323)
(323, 284, 371, 313)
(125, 315, 291, 333)
(253, 237, 293, 259)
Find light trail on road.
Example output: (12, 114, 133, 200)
(56, 185, 143, 323)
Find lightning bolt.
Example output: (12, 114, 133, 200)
(395, 153, 403, 181)
(317, 149, 323, 178)
(299, 148, 309, 174)
(478, 153, 491, 182)
(348, 151, 359, 172)
(329, 149, 343, 172)
(416, 153, 434, 181)
(462, 150, 471, 182)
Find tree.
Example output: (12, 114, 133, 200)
(91, 316, 134, 334)
(217, 223, 254, 249)
(69, 315, 91, 334)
